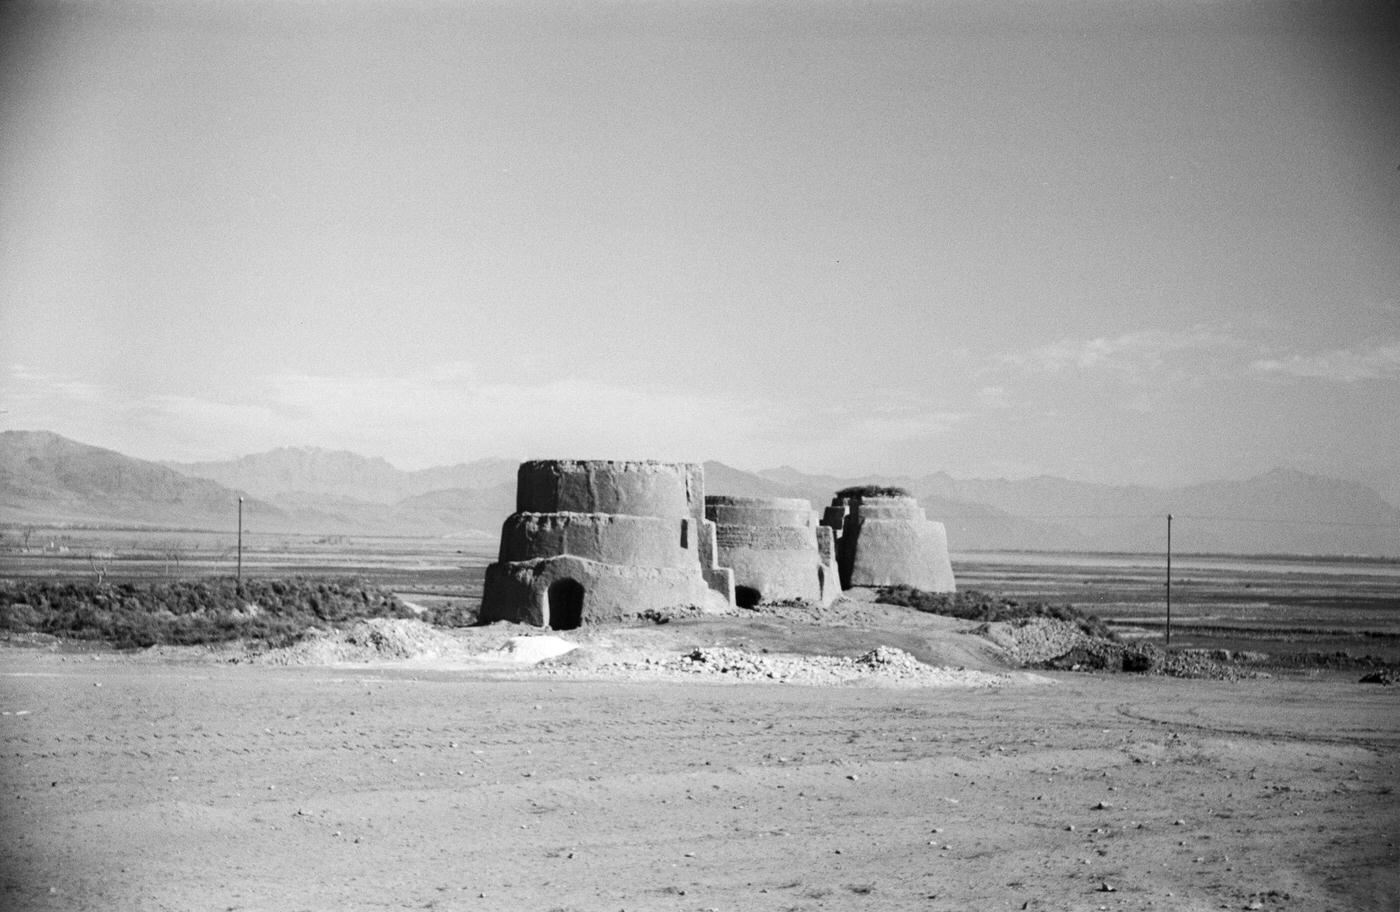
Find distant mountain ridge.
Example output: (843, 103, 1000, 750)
(167, 448, 518, 504)
(757, 465, 1400, 556)
(3, 431, 1397, 556)
(1, 431, 510, 536)
(0, 430, 288, 529)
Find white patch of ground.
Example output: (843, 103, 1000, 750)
(239, 617, 1044, 688)
(494, 635, 576, 663)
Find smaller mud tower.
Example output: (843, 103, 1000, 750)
(822, 490, 956, 593)
(480, 460, 735, 628)
(705, 496, 840, 607)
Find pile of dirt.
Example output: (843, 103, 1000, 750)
(974, 617, 1092, 665)
(853, 644, 929, 672)
(741, 596, 926, 629)
(633, 605, 707, 624)
(1159, 649, 1270, 679)
(244, 620, 585, 667)
(543, 643, 1026, 687)
(253, 618, 478, 665)
(1003, 624, 1249, 680)
(973, 617, 1260, 680)
(0, 631, 62, 650)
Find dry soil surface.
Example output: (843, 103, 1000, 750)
(2, 608, 1398, 912)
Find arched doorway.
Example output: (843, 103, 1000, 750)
(547, 578, 585, 630)
(735, 585, 762, 609)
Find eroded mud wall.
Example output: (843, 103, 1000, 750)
(822, 494, 956, 593)
(481, 460, 734, 627)
(706, 495, 839, 605)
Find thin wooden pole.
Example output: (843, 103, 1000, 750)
(237, 496, 244, 590)
(1165, 512, 1172, 648)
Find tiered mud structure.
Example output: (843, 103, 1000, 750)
(821, 489, 957, 592)
(479, 460, 734, 629)
(704, 496, 840, 607)
(481, 465, 955, 628)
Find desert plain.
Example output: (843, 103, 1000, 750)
(3, 536, 1399, 911)
(3, 589, 1399, 912)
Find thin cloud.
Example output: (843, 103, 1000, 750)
(849, 408, 965, 441)
(7, 364, 106, 404)
(999, 327, 1245, 375)
(2, 363, 974, 471)
(261, 370, 796, 463)
(1251, 342, 1400, 383)
(4, 364, 797, 467)
(977, 385, 1011, 409)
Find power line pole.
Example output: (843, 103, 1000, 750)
(1165, 512, 1172, 648)
(237, 496, 244, 591)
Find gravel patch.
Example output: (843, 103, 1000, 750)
(541, 643, 1038, 688)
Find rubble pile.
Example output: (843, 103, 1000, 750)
(668, 645, 1012, 686)
(975, 618, 1092, 665)
(256, 618, 482, 665)
(542, 643, 1021, 687)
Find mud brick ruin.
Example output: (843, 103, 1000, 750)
(705, 496, 841, 608)
(821, 491, 957, 593)
(479, 460, 734, 629)
(480, 461, 955, 627)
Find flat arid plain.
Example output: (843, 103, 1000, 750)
(2, 533, 1398, 911)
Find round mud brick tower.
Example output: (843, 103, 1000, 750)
(822, 493, 956, 592)
(480, 460, 734, 628)
(704, 495, 840, 607)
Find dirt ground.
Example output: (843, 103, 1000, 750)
(2, 609, 1398, 912)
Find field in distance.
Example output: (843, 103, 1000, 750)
(956, 550, 1400, 663)
(2, 527, 1397, 664)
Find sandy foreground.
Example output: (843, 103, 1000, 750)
(2, 609, 1398, 912)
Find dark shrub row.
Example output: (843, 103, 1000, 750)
(0, 578, 416, 649)
(877, 586, 1116, 640)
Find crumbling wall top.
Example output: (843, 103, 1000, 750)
(829, 493, 926, 520)
(516, 459, 700, 517)
(705, 495, 815, 528)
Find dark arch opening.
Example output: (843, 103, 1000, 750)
(547, 578, 585, 631)
(735, 585, 762, 609)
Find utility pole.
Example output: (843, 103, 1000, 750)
(1165, 512, 1172, 648)
(237, 496, 244, 591)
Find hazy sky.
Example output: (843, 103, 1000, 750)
(2, 0, 1397, 499)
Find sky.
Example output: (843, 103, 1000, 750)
(2, 0, 1397, 502)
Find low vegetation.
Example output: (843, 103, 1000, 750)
(415, 601, 480, 628)
(0, 577, 416, 649)
(835, 484, 911, 498)
(876, 586, 1116, 640)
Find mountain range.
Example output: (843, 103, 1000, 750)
(2, 430, 1397, 557)
(167, 449, 518, 504)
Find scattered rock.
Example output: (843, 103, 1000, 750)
(994, 619, 1258, 680)
(643, 645, 1016, 687)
